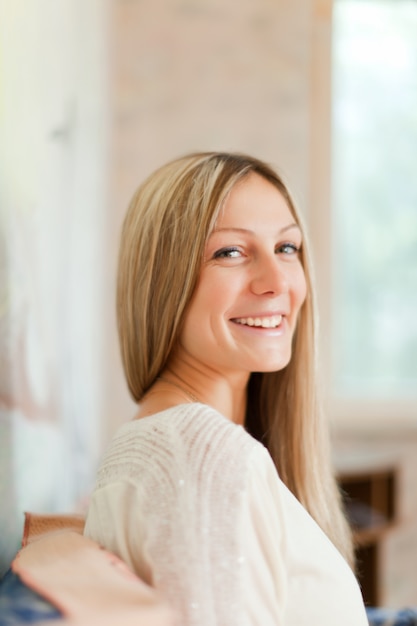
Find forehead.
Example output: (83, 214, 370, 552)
(213, 172, 296, 230)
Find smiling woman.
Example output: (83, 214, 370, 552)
(172, 173, 307, 418)
(84, 152, 368, 625)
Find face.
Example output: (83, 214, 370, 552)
(177, 172, 307, 381)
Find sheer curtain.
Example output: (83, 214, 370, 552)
(0, 0, 108, 575)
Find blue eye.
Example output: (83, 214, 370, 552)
(213, 247, 242, 259)
(277, 242, 300, 255)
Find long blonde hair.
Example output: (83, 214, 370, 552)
(117, 151, 354, 566)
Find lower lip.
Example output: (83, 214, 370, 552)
(230, 317, 287, 337)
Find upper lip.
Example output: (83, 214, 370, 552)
(230, 311, 288, 320)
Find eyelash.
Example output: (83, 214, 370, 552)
(277, 242, 301, 255)
(213, 243, 301, 259)
(213, 246, 241, 259)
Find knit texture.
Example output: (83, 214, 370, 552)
(91, 404, 258, 626)
(86, 403, 369, 626)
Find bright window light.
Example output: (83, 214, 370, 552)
(332, 0, 417, 398)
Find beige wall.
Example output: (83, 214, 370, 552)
(103, 0, 332, 441)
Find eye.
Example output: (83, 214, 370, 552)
(276, 242, 301, 256)
(213, 246, 242, 259)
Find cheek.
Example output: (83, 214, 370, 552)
(293, 266, 307, 310)
(180, 276, 226, 340)
(191, 271, 235, 313)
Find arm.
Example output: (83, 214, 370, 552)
(85, 441, 289, 626)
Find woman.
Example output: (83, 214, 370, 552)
(84, 152, 368, 625)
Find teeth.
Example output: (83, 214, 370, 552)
(234, 315, 283, 328)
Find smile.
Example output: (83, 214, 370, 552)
(233, 315, 283, 329)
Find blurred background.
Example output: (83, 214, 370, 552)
(0, 0, 416, 608)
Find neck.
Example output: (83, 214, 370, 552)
(162, 359, 249, 426)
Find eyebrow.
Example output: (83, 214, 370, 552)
(211, 223, 301, 236)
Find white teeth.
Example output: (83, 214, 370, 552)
(234, 315, 283, 328)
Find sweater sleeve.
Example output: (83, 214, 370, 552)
(86, 405, 369, 626)
(241, 445, 289, 625)
(84, 408, 289, 626)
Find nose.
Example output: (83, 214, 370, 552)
(250, 253, 289, 296)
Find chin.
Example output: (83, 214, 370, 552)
(252, 355, 292, 374)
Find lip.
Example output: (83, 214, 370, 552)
(230, 310, 288, 320)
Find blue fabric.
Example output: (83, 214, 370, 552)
(0, 569, 62, 625)
(366, 607, 417, 626)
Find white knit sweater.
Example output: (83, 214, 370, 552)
(84, 403, 368, 626)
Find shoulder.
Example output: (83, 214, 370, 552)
(93, 403, 261, 492)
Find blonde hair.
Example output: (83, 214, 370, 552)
(117, 151, 354, 566)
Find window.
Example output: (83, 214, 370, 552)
(331, 0, 417, 416)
